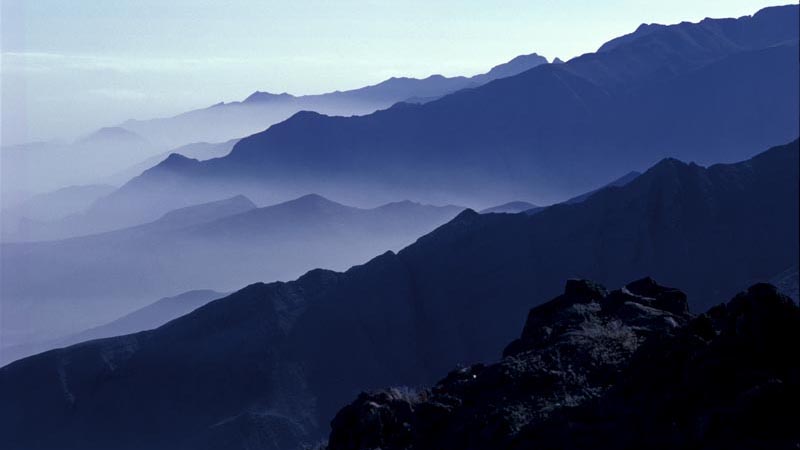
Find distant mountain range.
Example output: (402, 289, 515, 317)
(1, 140, 795, 450)
(0, 289, 225, 366)
(119, 53, 549, 148)
(89, 5, 799, 227)
(0, 194, 464, 350)
(0, 127, 160, 198)
(0, 53, 548, 208)
(0, 184, 116, 239)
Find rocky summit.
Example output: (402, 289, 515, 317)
(326, 279, 799, 450)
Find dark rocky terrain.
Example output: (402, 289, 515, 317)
(327, 280, 800, 450)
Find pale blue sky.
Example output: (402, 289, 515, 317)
(0, 0, 789, 145)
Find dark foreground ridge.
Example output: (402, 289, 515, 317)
(327, 279, 800, 450)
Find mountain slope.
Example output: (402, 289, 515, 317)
(0, 140, 795, 450)
(100, 5, 799, 217)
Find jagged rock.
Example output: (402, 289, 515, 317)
(513, 283, 800, 449)
(327, 278, 693, 450)
(327, 280, 800, 450)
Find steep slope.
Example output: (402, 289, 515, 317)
(478, 170, 641, 215)
(560, 170, 641, 205)
(326, 281, 800, 450)
(0, 195, 463, 350)
(101, 5, 799, 216)
(0, 140, 795, 450)
(120, 53, 548, 148)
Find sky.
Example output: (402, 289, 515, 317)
(0, 0, 790, 146)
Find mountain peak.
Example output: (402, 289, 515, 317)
(243, 91, 295, 103)
(474, 52, 548, 83)
(77, 126, 148, 146)
(151, 195, 257, 228)
(274, 193, 350, 213)
(161, 152, 199, 167)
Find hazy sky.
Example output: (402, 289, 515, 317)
(0, 0, 789, 145)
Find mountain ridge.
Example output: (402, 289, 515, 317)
(96, 5, 799, 222)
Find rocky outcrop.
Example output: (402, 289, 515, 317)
(327, 280, 800, 450)
(327, 278, 693, 450)
(517, 283, 800, 450)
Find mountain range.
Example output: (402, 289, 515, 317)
(0, 52, 547, 225)
(0, 127, 159, 200)
(0, 194, 464, 352)
(1, 139, 795, 450)
(83, 4, 799, 229)
(119, 53, 549, 148)
(0, 289, 226, 367)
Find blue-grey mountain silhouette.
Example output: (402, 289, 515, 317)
(0, 194, 464, 354)
(95, 5, 799, 223)
(119, 53, 549, 148)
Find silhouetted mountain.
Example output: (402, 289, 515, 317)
(0, 290, 225, 366)
(104, 5, 799, 217)
(326, 281, 800, 450)
(100, 138, 239, 187)
(0, 140, 795, 450)
(76, 126, 149, 147)
(0, 194, 463, 351)
(120, 54, 548, 148)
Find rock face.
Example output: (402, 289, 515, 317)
(517, 283, 800, 450)
(327, 278, 693, 449)
(327, 282, 800, 450)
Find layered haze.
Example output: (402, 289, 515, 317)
(1, 3, 798, 449)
